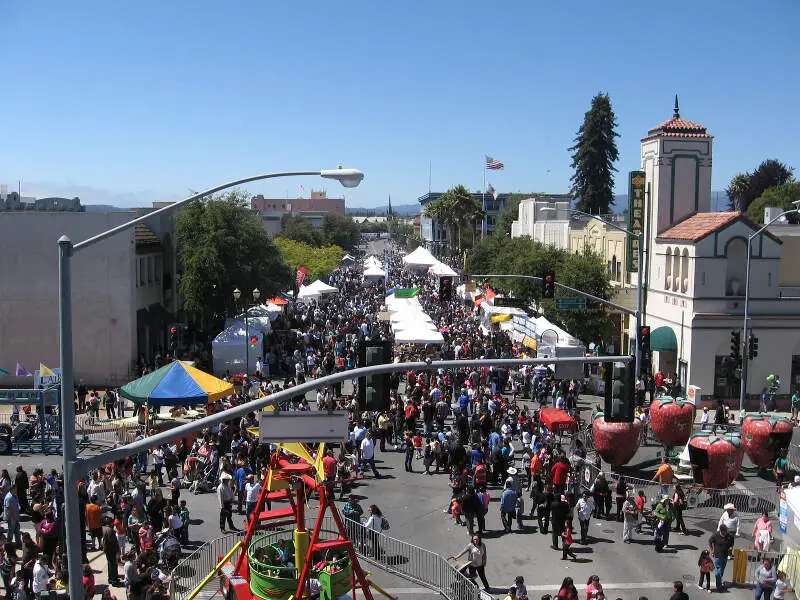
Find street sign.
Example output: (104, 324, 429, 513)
(555, 298, 587, 310)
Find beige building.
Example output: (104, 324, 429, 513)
(0, 210, 175, 386)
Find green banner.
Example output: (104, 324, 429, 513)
(393, 287, 421, 298)
(627, 171, 646, 272)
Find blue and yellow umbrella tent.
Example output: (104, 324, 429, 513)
(119, 361, 233, 406)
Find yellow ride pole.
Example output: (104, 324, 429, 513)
(186, 541, 242, 600)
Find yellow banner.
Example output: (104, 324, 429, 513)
(491, 314, 512, 323)
(522, 335, 538, 350)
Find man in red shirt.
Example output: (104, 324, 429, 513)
(550, 457, 571, 495)
(322, 449, 338, 498)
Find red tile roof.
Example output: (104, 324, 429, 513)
(657, 212, 741, 241)
(643, 116, 712, 140)
(135, 223, 161, 246)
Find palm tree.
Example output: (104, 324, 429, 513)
(726, 173, 750, 212)
(423, 198, 455, 253)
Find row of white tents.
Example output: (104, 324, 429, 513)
(385, 292, 444, 345)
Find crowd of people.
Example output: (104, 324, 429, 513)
(0, 243, 790, 600)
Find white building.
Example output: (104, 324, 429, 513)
(640, 101, 800, 403)
(0, 211, 175, 386)
(510, 198, 571, 249)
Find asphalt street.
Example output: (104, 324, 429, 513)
(9, 391, 774, 600)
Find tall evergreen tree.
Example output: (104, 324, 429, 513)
(569, 93, 620, 214)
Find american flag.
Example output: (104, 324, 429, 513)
(485, 155, 504, 170)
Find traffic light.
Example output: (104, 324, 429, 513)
(169, 326, 178, 355)
(748, 334, 759, 360)
(358, 340, 391, 410)
(729, 330, 741, 362)
(250, 336, 258, 348)
(542, 273, 555, 299)
(638, 326, 650, 351)
(603, 360, 635, 423)
(439, 276, 453, 301)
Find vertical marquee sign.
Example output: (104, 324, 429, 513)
(627, 171, 646, 272)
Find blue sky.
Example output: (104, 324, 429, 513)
(2, 1, 798, 209)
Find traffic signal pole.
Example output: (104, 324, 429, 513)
(472, 268, 644, 379)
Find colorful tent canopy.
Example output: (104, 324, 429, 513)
(120, 361, 233, 406)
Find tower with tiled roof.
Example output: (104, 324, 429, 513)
(641, 96, 714, 238)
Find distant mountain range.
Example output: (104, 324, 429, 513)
(84, 204, 124, 212)
(347, 204, 419, 216)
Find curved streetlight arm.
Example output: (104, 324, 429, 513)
(74, 171, 322, 253)
(59, 167, 362, 600)
(566, 207, 637, 238)
(739, 203, 800, 411)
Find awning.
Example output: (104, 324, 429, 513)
(650, 326, 678, 352)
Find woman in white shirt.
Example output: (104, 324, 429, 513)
(362, 504, 384, 560)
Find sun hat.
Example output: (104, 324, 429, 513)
(724, 503, 735, 510)
(507, 467, 518, 475)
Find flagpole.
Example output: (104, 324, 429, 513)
(482, 159, 487, 239)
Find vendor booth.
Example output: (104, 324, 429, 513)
(402, 247, 438, 269)
(539, 408, 578, 434)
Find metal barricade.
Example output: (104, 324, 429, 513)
(732, 548, 800, 586)
(169, 516, 479, 600)
(170, 532, 246, 600)
(579, 462, 780, 517)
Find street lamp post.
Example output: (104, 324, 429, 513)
(234, 287, 261, 374)
(540, 205, 645, 379)
(738, 201, 800, 412)
(58, 167, 363, 600)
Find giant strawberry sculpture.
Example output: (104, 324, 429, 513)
(649, 397, 695, 447)
(592, 411, 642, 466)
(687, 432, 743, 488)
(741, 413, 794, 468)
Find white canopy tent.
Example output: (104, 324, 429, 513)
(364, 256, 382, 268)
(428, 261, 457, 277)
(296, 285, 321, 302)
(393, 326, 445, 345)
(363, 265, 387, 279)
(532, 316, 581, 346)
(385, 294, 422, 311)
(389, 310, 433, 324)
(402, 246, 438, 267)
(307, 279, 339, 295)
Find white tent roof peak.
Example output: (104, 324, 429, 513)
(402, 246, 438, 267)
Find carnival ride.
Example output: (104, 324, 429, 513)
(201, 440, 384, 600)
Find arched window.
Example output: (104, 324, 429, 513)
(725, 238, 747, 296)
(672, 249, 681, 291)
(664, 248, 672, 290)
(681, 249, 689, 293)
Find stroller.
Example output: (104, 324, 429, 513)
(183, 456, 204, 487)
(190, 458, 218, 494)
(156, 530, 182, 570)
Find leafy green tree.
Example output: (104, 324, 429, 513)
(279, 214, 323, 246)
(467, 236, 614, 346)
(555, 249, 615, 344)
(727, 160, 794, 212)
(322, 213, 361, 251)
(745, 181, 800, 224)
(424, 185, 483, 252)
(176, 190, 292, 326)
(273, 238, 343, 281)
(569, 93, 620, 214)
(726, 173, 750, 212)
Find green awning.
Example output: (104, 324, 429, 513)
(650, 326, 677, 352)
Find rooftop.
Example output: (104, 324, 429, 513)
(656, 211, 783, 243)
(643, 96, 711, 140)
(135, 223, 161, 246)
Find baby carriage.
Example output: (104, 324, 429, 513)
(157, 530, 182, 570)
(190, 459, 218, 494)
(182, 456, 204, 487)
